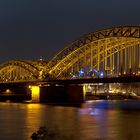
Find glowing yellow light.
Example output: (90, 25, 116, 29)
(39, 70, 43, 80)
(5, 89, 11, 94)
(26, 104, 41, 109)
(83, 84, 86, 100)
(31, 86, 40, 102)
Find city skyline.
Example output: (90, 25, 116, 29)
(0, 0, 140, 63)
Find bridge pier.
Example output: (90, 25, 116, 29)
(0, 84, 84, 104)
(30, 86, 40, 102)
(31, 84, 84, 104)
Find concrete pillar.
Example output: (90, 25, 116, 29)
(39, 84, 84, 104)
(40, 85, 66, 103)
(30, 86, 40, 103)
(65, 85, 84, 103)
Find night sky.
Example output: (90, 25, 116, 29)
(0, 0, 140, 63)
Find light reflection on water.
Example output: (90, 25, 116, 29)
(0, 101, 140, 139)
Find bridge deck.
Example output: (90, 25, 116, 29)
(0, 75, 139, 86)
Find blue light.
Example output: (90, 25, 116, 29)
(80, 70, 84, 74)
(100, 72, 104, 77)
(79, 70, 84, 77)
(90, 111, 97, 115)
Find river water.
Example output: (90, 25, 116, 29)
(0, 100, 140, 140)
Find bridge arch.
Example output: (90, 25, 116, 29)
(0, 60, 45, 82)
(46, 26, 140, 78)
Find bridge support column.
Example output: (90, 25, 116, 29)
(64, 85, 84, 103)
(39, 85, 84, 104)
(30, 86, 40, 103)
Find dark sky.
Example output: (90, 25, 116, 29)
(0, 0, 140, 63)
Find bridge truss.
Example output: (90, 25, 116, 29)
(46, 26, 140, 79)
(0, 60, 48, 82)
(0, 26, 140, 82)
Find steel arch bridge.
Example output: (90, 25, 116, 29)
(1, 26, 140, 82)
(0, 60, 48, 82)
(46, 26, 140, 79)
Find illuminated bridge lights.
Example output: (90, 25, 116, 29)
(0, 26, 140, 82)
(46, 26, 140, 79)
(76, 68, 104, 78)
(69, 65, 104, 79)
(29, 86, 40, 102)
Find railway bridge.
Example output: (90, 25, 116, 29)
(0, 26, 140, 103)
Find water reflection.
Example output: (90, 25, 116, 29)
(0, 101, 140, 139)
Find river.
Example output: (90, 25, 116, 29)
(0, 100, 140, 140)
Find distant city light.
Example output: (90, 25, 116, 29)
(5, 89, 11, 94)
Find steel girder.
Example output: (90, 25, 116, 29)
(48, 37, 140, 78)
(1, 26, 140, 81)
(46, 26, 140, 71)
(0, 60, 43, 82)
